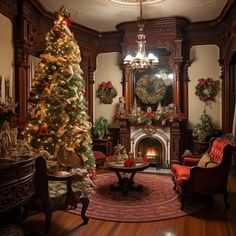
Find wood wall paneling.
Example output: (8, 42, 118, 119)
(1, 0, 236, 154)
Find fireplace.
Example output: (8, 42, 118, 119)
(119, 118, 183, 166)
(131, 126, 170, 168)
(136, 137, 162, 168)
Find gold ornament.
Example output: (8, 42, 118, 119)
(56, 125, 66, 137)
(28, 124, 39, 133)
(47, 137, 54, 143)
(51, 65, 57, 70)
(41, 54, 58, 62)
(60, 80, 66, 86)
(61, 111, 70, 123)
(63, 68, 72, 78)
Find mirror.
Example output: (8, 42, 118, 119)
(131, 48, 174, 111)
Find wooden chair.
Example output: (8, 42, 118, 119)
(171, 137, 233, 210)
(25, 155, 89, 235)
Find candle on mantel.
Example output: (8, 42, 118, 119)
(5, 78, 10, 99)
(0, 75, 5, 103)
(9, 67, 13, 98)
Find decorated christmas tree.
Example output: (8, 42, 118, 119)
(192, 109, 214, 141)
(22, 6, 95, 171)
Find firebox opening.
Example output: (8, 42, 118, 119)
(137, 137, 163, 169)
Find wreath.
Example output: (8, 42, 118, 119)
(96, 81, 117, 104)
(135, 74, 166, 104)
(195, 78, 218, 102)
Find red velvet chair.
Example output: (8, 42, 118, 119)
(171, 137, 233, 210)
(93, 151, 107, 167)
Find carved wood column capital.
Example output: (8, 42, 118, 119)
(218, 59, 224, 80)
(14, 42, 29, 68)
(88, 67, 96, 84)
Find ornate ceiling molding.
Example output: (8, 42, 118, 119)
(109, 0, 164, 6)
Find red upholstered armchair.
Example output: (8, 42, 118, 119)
(171, 137, 233, 210)
(93, 151, 107, 167)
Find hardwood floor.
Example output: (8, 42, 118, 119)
(24, 173, 236, 236)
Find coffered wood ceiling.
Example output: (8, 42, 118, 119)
(37, 0, 228, 32)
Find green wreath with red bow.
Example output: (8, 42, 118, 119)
(195, 78, 218, 102)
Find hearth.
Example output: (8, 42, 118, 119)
(131, 126, 170, 169)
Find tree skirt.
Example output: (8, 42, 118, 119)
(69, 173, 206, 222)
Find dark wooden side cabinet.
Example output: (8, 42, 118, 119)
(192, 140, 209, 155)
(0, 157, 35, 213)
(93, 137, 114, 155)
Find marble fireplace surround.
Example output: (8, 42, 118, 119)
(118, 118, 183, 166)
(130, 126, 170, 168)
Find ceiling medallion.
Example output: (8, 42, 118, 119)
(109, 0, 164, 6)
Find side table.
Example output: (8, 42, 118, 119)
(192, 140, 209, 155)
(105, 161, 150, 195)
(93, 137, 114, 155)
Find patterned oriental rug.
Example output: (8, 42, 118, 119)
(69, 173, 205, 222)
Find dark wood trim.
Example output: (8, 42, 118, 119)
(1, 0, 236, 151)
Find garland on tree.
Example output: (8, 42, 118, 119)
(22, 6, 95, 172)
(195, 78, 218, 103)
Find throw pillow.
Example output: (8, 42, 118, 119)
(206, 162, 218, 168)
(197, 153, 211, 168)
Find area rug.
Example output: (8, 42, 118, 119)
(69, 172, 205, 222)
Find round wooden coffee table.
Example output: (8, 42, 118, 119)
(105, 161, 150, 195)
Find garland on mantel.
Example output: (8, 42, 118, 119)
(114, 110, 186, 126)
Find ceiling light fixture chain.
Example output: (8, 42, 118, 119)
(124, 0, 159, 69)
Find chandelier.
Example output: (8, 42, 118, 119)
(124, 0, 159, 69)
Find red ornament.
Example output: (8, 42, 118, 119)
(44, 82, 49, 88)
(81, 89, 86, 96)
(38, 123, 50, 136)
(65, 16, 71, 26)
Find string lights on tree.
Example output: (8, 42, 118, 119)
(22, 6, 95, 173)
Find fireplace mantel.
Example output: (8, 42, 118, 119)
(118, 118, 185, 164)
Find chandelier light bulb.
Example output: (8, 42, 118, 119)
(123, 0, 158, 69)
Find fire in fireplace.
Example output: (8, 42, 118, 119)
(146, 148, 159, 158)
(131, 126, 170, 169)
(137, 137, 162, 168)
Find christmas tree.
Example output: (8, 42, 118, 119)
(192, 109, 214, 141)
(22, 6, 95, 170)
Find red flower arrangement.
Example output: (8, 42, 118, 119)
(124, 159, 135, 167)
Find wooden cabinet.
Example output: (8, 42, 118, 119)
(0, 157, 35, 213)
(93, 138, 114, 155)
(192, 140, 209, 155)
